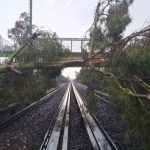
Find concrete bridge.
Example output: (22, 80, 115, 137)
(0, 37, 102, 74)
(40, 37, 101, 68)
(53, 52, 102, 68)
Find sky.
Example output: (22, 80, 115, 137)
(61, 67, 81, 79)
(0, 0, 150, 41)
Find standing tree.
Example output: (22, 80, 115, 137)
(7, 12, 69, 66)
(8, 12, 35, 46)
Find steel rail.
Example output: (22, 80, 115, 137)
(77, 82, 109, 97)
(62, 83, 70, 150)
(40, 83, 71, 150)
(0, 83, 66, 131)
(76, 82, 119, 108)
(72, 82, 118, 150)
(76, 82, 111, 104)
(75, 82, 119, 149)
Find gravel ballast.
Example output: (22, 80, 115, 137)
(67, 87, 93, 150)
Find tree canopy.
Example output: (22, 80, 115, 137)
(83, 0, 150, 149)
(8, 12, 33, 45)
(6, 12, 70, 68)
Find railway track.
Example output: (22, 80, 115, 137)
(76, 82, 111, 104)
(0, 82, 139, 149)
(40, 82, 117, 150)
(0, 83, 66, 131)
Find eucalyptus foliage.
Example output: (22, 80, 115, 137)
(0, 12, 67, 109)
(83, 0, 150, 148)
(15, 31, 65, 65)
(8, 12, 69, 66)
(0, 68, 60, 109)
(8, 12, 34, 45)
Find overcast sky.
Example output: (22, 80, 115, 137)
(0, 0, 150, 42)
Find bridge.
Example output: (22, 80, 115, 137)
(54, 37, 91, 68)
(55, 37, 90, 52)
(52, 37, 101, 68)
(0, 36, 101, 74)
(0, 37, 89, 56)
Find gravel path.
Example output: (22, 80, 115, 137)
(0, 85, 68, 150)
(75, 83, 140, 150)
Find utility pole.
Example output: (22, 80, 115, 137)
(29, 0, 33, 35)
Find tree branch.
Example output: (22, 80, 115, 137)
(94, 68, 150, 101)
(8, 32, 40, 64)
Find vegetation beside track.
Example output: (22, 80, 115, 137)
(0, 68, 60, 109)
(81, 0, 150, 149)
(0, 12, 68, 109)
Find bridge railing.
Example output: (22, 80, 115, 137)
(54, 37, 90, 53)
